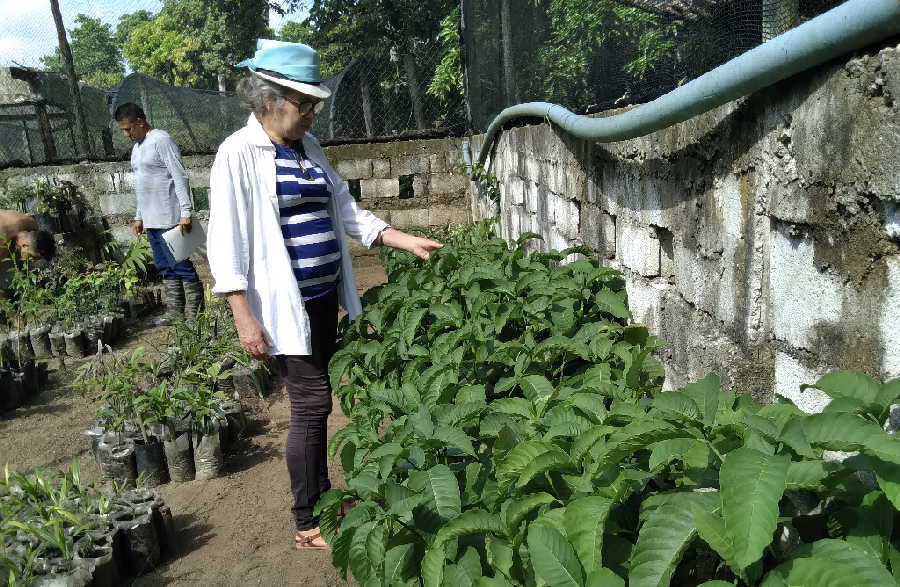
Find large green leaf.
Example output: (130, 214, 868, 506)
(784, 460, 834, 490)
(433, 425, 477, 457)
(694, 509, 736, 570)
(519, 375, 556, 405)
(564, 496, 614, 575)
(648, 438, 711, 471)
(720, 448, 789, 570)
(802, 370, 881, 405)
(349, 520, 377, 583)
(651, 392, 701, 422)
(872, 458, 900, 510)
(504, 492, 557, 534)
(496, 441, 555, 490)
(384, 540, 416, 584)
(424, 464, 462, 520)
(803, 412, 900, 464)
(516, 447, 576, 488)
(527, 522, 585, 587)
(629, 503, 697, 587)
(486, 535, 515, 581)
(847, 491, 894, 562)
(595, 289, 630, 320)
(768, 539, 894, 586)
(679, 374, 722, 427)
(585, 568, 626, 587)
(593, 420, 690, 471)
(490, 398, 535, 420)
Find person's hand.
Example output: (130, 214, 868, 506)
(132, 220, 144, 237)
(380, 228, 443, 260)
(178, 216, 192, 235)
(234, 312, 271, 360)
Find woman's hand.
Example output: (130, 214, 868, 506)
(235, 314, 271, 360)
(380, 228, 443, 260)
(225, 291, 271, 360)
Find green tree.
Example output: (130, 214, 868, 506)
(115, 10, 154, 47)
(123, 14, 200, 87)
(40, 14, 125, 88)
(159, 0, 270, 91)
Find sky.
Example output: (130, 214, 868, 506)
(0, 0, 307, 68)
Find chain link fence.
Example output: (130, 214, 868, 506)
(0, 0, 852, 168)
(462, 0, 845, 131)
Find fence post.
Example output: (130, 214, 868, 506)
(22, 120, 33, 164)
(50, 0, 91, 157)
(34, 102, 57, 162)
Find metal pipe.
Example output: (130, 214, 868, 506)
(477, 0, 900, 166)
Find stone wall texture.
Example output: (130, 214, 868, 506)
(0, 136, 472, 253)
(472, 41, 900, 410)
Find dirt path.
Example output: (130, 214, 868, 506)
(0, 257, 388, 586)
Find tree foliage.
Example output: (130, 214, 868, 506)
(123, 14, 200, 87)
(40, 14, 124, 89)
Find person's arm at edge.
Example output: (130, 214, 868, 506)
(157, 134, 193, 233)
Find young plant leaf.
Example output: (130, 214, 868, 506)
(720, 448, 789, 571)
(527, 522, 586, 587)
(564, 496, 614, 575)
(424, 464, 462, 520)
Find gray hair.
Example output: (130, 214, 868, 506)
(235, 74, 287, 115)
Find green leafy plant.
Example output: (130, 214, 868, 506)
(77, 347, 155, 442)
(0, 459, 146, 580)
(317, 220, 900, 585)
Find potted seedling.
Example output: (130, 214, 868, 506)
(179, 362, 230, 480)
(131, 381, 174, 487)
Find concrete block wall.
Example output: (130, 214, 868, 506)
(472, 41, 900, 409)
(0, 136, 471, 255)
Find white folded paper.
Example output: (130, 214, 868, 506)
(162, 222, 206, 262)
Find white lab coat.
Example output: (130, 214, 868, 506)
(206, 115, 389, 356)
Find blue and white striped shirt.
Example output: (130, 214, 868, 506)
(273, 142, 341, 301)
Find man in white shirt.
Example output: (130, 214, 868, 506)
(115, 103, 203, 323)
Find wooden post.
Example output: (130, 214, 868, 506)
(360, 74, 375, 138)
(49, 0, 91, 156)
(34, 102, 58, 162)
(500, 0, 518, 105)
(22, 120, 33, 164)
(402, 48, 426, 130)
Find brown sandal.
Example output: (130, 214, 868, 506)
(295, 528, 329, 550)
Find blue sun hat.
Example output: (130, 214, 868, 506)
(237, 39, 332, 100)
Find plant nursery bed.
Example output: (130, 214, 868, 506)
(0, 255, 389, 585)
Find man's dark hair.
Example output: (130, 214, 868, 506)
(114, 103, 146, 122)
(28, 230, 56, 260)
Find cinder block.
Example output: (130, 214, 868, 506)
(391, 208, 429, 227)
(429, 153, 447, 173)
(334, 159, 373, 180)
(108, 225, 136, 243)
(427, 173, 469, 196)
(413, 175, 428, 198)
(881, 256, 900, 378)
(361, 178, 399, 199)
(616, 221, 660, 277)
(97, 193, 137, 216)
(428, 206, 468, 226)
(372, 158, 391, 178)
(395, 156, 429, 176)
(774, 352, 830, 414)
(505, 176, 525, 206)
(769, 226, 842, 350)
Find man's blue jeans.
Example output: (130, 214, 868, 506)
(146, 227, 199, 282)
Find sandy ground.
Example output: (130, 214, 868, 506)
(0, 256, 388, 586)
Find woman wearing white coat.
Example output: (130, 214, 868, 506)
(206, 39, 442, 550)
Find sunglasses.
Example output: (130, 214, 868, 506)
(284, 95, 324, 115)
